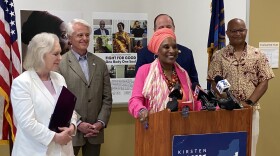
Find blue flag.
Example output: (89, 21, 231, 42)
(207, 0, 225, 89)
(207, 0, 225, 66)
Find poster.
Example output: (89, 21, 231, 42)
(20, 10, 82, 60)
(259, 42, 279, 68)
(20, 11, 147, 104)
(173, 132, 247, 156)
(92, 12, 148, 104)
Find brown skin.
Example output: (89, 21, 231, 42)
(139, 37, 178, 121)
(59, 22, 70, 55)
(139, 14, 177, 121)
(117, 23, 124, 32)
(212, 18, 269, 106)
(99, 20, 106, 30)
(226, 18, 247, 59)
(226, 19, 247, 50)
(157, 37, 178, 80)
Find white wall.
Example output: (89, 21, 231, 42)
(13, 0, 248, 88)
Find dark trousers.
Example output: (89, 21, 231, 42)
(73, 141, 101, 156)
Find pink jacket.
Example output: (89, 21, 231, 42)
(128, 63, 201, 118)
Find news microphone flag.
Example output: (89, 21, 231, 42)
(0, 0, 21, 144)
(216, 79, 231, 94)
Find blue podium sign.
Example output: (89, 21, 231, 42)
(172, 132, 247, 156)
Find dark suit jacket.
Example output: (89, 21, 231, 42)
(94, 28, 109, 35)
(135, 44, 199, 84)
(58, 51, 112, 145)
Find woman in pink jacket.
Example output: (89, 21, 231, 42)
(128, 28, 200, 121)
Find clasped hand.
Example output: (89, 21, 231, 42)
(53, 124, 75, 145)
(78, 122, 103, 137)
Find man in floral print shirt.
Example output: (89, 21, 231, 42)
(207, 18, 274, 156)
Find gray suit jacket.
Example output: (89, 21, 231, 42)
(58, 51, 112, 145)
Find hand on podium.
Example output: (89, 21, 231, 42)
(138, 108, 149, 129)
(240, 101, 252, 108)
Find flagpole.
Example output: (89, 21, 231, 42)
(8, 128, 12, 155)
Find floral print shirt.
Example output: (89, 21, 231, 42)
(208, 44, 275, 109)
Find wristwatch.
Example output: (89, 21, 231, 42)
(245, 99, 254, 106)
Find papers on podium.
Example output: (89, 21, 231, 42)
(49, 86, 77, 132)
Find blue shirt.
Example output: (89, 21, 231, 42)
(71, 51, 89, 82)
(135, 44, 199, 84)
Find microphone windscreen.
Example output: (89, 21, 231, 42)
(214, 75, 223, 83)
(191, 82, 199, 91)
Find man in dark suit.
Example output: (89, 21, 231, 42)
(94, 20, 109, 35)
(135, 14, 199, 84)
(58, 18, 112, 156)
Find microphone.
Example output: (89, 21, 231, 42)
(192, 83, 216, 111)
(214, 76, 242, 110)
(169, 83, 182, 99)
(214, 76, 231, 94)
(207, 89, 218, 103)
(166, 83, 192, 118)
(166, 83, 182, 112)
(218, 98, 235, 110)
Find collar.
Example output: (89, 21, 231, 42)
(71, 50, 88, 61)
(228, 42, 248, 55)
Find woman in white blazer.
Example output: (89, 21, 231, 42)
(11, 33, 77, 156)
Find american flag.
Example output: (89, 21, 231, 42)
(0, 0, 21, 144)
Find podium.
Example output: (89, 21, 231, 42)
(135, 108, 253, 156)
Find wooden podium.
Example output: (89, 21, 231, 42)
(135, 108, 253, 156)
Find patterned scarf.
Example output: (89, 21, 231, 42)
(142, 59, 195, 113)
(142, 59, 171, 113)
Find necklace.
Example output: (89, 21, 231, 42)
(163, 68, 179, 90)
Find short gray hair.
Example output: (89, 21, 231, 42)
(67, 18, 92, 36)
(23, 32, 59, 71)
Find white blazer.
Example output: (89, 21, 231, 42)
(11, 70, 77, 156)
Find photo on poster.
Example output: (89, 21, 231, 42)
(108, 65, 136, 79)
(93, 19, 113, 53)
(131, 38, 147, 53)
(93, 19, 112, 35)
(112, 20, 131, 53)
(20, 10, 82, 61)
(92, 12, 148, 103)
(93, 35, 112, 53)
(130, 20, 147, 38)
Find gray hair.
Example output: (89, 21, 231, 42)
(23, 32, 59, 71)
(67, 18, 92, 36)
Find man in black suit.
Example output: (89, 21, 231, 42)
(94, 20, 109, 35)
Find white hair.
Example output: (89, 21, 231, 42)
(23, 32, 59, 71)
(67, 18, 92, 36)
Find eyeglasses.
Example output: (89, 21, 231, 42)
(227, 29, 247, 34)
